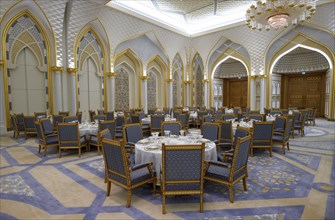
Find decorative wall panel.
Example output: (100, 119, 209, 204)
(195, 67, 203, 107)
(115, 69, 129, 110)
(147, 71, 157, 109)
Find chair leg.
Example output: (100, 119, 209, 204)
(200, 192, 203, 213)
(59, 147, 62, 158)
(162, 193, 166, 214)
(152, 181, 156, 194)
(287, 142, 290, 151)
(38, 144, 41, 154)
(79, 148, 81, 158)
(106, 181, 111, 196)
(229, 185, 234, 203)
(126, 190, 132, 208)
(243, 177, 247, 191)
(269, 147, 272, 157)
(282, 143, 285, 154)
(44, 146, 47, 157)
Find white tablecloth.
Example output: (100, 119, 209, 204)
(189, 111, 197, 120)
(79, 123, 98, 136)
(135, 136, 217, 182)
(141, 117, 176, 125)
(232, 121, 253, 134)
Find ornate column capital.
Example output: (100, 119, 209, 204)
(51, 66, 64, 73)
(183, 80, 192, 84)
(106, 72, 117, 77)
(250, 74, 267, 80)
(202, 79, 210, 83)
(67, 68, 78, 75)
(165, 79, 173, 83)
(141, 76, 149, 80)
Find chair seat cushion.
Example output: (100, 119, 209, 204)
(205, 165, 230, 181)
(272, 135, 284, 142)
(165, 183, 200, 191)
(130, 167, 152, 185)
(46, 136, 59, 145)
(60, 137, 86, 146)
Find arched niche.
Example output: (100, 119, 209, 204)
(266, 33, 334, 119)
(1, 10, 53, 128)
(209, 47, 251, 108)
(192, 53, 204, 107)
(147, 55, 167, 109)
(172, 53, 184, 107)
(114, 48, 142, 109)
(75, 28, 106, 118)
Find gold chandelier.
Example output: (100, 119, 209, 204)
(245, 0, 316, 31)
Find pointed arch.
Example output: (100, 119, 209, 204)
(266, 33, 335, 119)
(2, 10, 53, 128)
(172, 53, 184, 107)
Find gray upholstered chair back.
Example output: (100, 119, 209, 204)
(97, 109, 104, 115)
(130, 114, 140, 124)
(99, 120, 116, 138)
(124, 124, 143, 143)
(274, 116, 286, 131)
(150, 115, 164, 130)
(34, 121, 43, 141)
(163, 108, 170, 115)
(219, 121, 233, 144)
(52, 115, 64, 129)
(138, 112, 145, 120)
(202, 122, 220, 142)
(161, 122, 181, 135)
(222, 114, 235, 121)
(16, 113, 25, 125)
(284, 119, 293, 141)
(105, 111, 114, 121)
(102, 139, 128, 182)
(178, 113, 188, 129)
(41, 118, 53, 135)
(252, 122, 274, 145)
(24, 116, 36, 130)
(58, 123, 79, 143)
(233, 127, 250, 146)
(232, 136, 251, 172)
(173, 111, 180, 119)
(215, 111, 223, 120)
(116, 116, 125, 127)
(63, 116, 78, 123)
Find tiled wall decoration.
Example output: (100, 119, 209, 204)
(147, 71, 157, 109)
(115, 68, 129, 110)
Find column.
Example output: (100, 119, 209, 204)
(107, 72, 116, 111)
(141, 76, 148, 114)
(203, 79, 209, 108)
(67, 68, 77, 115)
(166, 79, 173, 108)
(184, 80, 192, 107)
(51, 66, 64, 113)
(0, 60, 6, 135)
(250, 76, 256, 110)
(260, 76, 266, 114)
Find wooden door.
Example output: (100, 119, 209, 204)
(223, 78, 247, 108)
(282, 73, 325, 116)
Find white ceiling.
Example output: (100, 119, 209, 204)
(106, 0, 254, 36)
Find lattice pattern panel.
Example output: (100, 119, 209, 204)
(308, 2, 335, 33)
(147, 71, 157, 109)
(115, 68, 129, 110)
(214, 60, 248, 78)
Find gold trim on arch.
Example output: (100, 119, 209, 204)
(266, 33, 335, 120)
(2, 10, 53, 129)
(208, 48, 251, 108)
(74, 27, 108, 111)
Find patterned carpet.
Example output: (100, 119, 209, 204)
(0, 119, 334, 220)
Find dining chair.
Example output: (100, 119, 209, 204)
(58, 111, 69, 116)
(221, 114, 235, 121)
(204, 135, 251, 203)
(89, 110, 96, 122)
(97, 109, 104, 115)
(40, 118, 55, 136)
(217, 120, 233, 150)
(63, 116, 78, 123)
(115, 115, 126, 139)
(163, 107, 170, 115)
(161, 121, 181, 136)
(248, 114, 264, 121)
(294, 110, 308, 137)
(273, 116, 287, 134)
(102, 139, 156, 208)
(57, 122, 87, 158)
(196, 111, 208, 128)
(251, 121, 274, 157)
(35, 120, 59, 156)
(52, 115, 64, 132)
(34, 112, 47, 120)
(178, 113, 189, 130)
(23, 116, 37, 139)
(89, 120, 116, 154)
(201, 122, 220, 144)
(273, 119, 293, 154)
(161, 143, 205, 214)
(173, 110, 181, 119)
(307, 108, 317, 126)
(215, 110, 223, 121)
(105, 111, 114, 121)
(150, 115, 164, 133)
(76, 111, 82, 123)
(13, 113, 25, 138)
(123, 123, 143, 154)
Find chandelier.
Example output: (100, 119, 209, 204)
(245, 0, 316, 31)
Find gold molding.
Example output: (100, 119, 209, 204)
(250, 75, 267, 79)
(183, 80, 192, 84)
(202, 79, 210, 83)
(141, 76, 149, 80)
(0, 60, 4, 66)
(51, 66, 64, 72)
(106, 71, 117, 77)
(67, 68, 78, 74)
(165, 79, 173, 83)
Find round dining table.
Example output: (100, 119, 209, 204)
(78, 122, 98, 136)
(135, 135, 217, 182)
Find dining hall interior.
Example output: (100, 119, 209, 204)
(0, 0, 334, 219)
